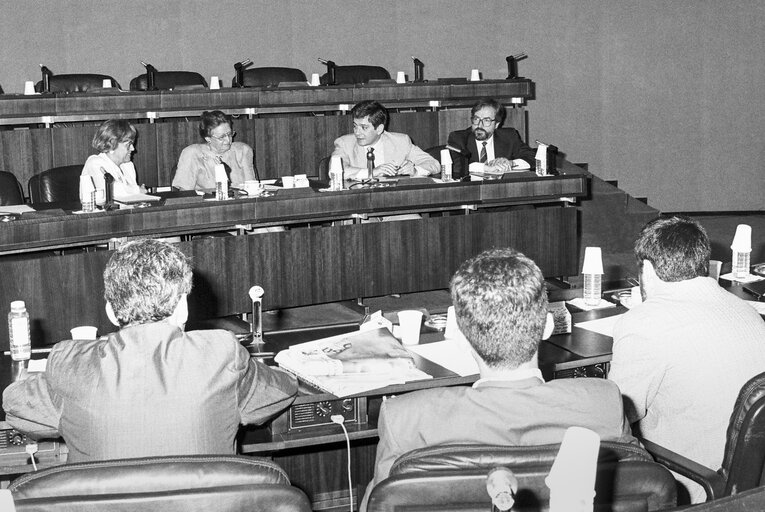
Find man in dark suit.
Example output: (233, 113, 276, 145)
(447, 98, 536, 178)
(361, 248, 637, 510)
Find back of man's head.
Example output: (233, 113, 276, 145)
(104, 239, 193, 328)
(351, 100, 388, 128)
(635, 215, 710, 281)
(450, 248, 548, 369)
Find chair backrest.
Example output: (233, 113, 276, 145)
(28, 164, 83, 204)
(11, 454, 312, 512)
(0, 171, 25, 206)
(719, 371, 765, 495)
(321, 65, 390, 85)
(235, 67, 308, 88)
(35, 74, 120, 93)
(368, 443, 677, 512)
(130, 71, 208, 91)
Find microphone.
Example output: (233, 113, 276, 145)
(486, 467, 518, 512)
(506, 53, 527, 79)
(318, 58, 336, 85)
(248, 286, 265, 344)
(233, 59, 252, 88)
(40, 64, 52, 93)
(411, 56, 424, 82)
(140, 61, 157, 90)
(445, 144, 470, 157)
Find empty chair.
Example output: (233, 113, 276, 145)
(425, 145, 468, 179)
(235, 67, 307, 88)
(367, 442, 677, 512)
(321, 65, 390, 85)
(11, 454, 312, 512)
(28, 165, 82, 204)
(0, 171, 25, 206)
(35, 74, 120, 93)
(130, 71, 208, 91)
(643, 370, 765, 502)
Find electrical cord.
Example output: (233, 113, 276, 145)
(25, 443, 38, 471)
(331, 414, 353, 512)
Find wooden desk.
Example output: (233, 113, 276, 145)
(0, 172, 587, 349)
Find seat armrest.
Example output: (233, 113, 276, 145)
(641, 438, 726, 501)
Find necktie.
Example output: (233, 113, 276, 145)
(479, 142, 487, 163)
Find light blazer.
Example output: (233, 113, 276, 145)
(332, 131, 440, 179)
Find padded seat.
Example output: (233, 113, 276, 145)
(235, 67, 308, 88)
(367, 442, 677, 512)
(0, 171, 24, 206)
(321, 65, 390, 85)
(28, 164, 82, 204)
(11, 454, 312, 512)
(35, 74, 120, 93)
(130, 71, 208, 91)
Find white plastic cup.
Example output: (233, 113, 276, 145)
(79, 175, 96, 212)
(70, 325, 97, 340)
(397, 310, 423, 345)
(396, 71, 406, 84)
(709, 260, 722, 281)
(281, 176, 295, 188)
(470, 69, 481, 81)
(243, 180, 263, 195)
(23, 81, 35, 95)
(102, 78, 112, 88)
(310, 73, 320, 86)
(209, 76, 220, 90)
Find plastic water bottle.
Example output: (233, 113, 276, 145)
(8, 301, 31, 362)
(583, 273, 602, 307)
(731, 224, 752, 280)
(732, 250, 751, 279)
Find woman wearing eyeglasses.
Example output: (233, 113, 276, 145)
(81, 119, 145, 205)
(171, 110, 256, 191)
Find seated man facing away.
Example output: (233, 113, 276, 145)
(332, 100, 440, 180)
(363, 248, 637, 507)
(447, 97, 536, 179)
(3, 239, 298, 462)
(608, 216, 765, 503)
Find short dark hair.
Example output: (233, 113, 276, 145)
(199, 110, 234, 138)
(92, 119, 137, 152)
(450, 248, 548, 369)
(470, 98, 506, 125)
(635, 215, 710, 281)
(351, 100, 388, 128)
(104, 239, 193, 328)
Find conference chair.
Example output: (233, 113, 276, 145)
(10, 454, 312, 512)
(642, 370, 765, 502)
(234, 67, 307, 88)
(367, 442, 677, 512)
(130, 70, 208, 91)
(0, 171, 25, 206)
(35, 74, 120, 93)
(28, 165, 82, 204)
(670, 485, 765, 511)
(321, 65, 391, 85)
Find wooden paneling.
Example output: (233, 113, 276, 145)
(0, 128, 53, 188)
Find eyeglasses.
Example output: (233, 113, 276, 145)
(471, 116, 496, 127)
(210, 131, 235, 141)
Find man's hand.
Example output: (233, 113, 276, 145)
(395, 160, 416, 176)
(374, 162, 400, 177)
(486, 157, 514, 173)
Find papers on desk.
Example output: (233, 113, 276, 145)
(406, 339, 479, 377)
(28, 358, 47, 373)
(0, 205, 35, 214)
(720, 272, 765, 284)
(574, 314, 624, 338)
(274, 327, 432, 397)
(115, 193, 161, 204)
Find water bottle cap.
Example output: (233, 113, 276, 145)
(10, 300, 26, 311)
(582, 247, 603, 274)
(731, 224, 752, 252)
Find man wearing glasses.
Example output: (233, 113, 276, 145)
(332, 100, 440, 181)
(447, 98, 536, 179)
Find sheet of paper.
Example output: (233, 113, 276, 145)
(28, 359, 47, 373)
(0, 205, 35, 214)
(407, 340, 479, 377)
(574, 314, 624, 338)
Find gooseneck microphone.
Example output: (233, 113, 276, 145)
(411, 56, 424, 82)
(140, 61, 157, 90)
(40, 64, 52, 93)
(318, 58, 336, 85)
(248, 286, 265, 344)
(233, 59, 252, 88)
(505, 52, 527, 79)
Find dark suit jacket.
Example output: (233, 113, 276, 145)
(447, 127, 536, 178)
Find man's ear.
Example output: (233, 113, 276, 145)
(542, 312, 554, 340)
(105, 302, 120, 327)
(169, 293, 189, 330)
(375, 123, 385, 135)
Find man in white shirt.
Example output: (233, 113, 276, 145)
(331, 100, 440, 180)
(362, 248, 637, 509)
